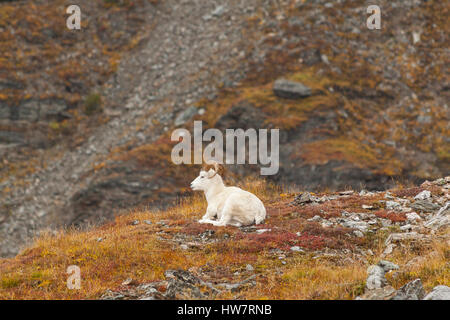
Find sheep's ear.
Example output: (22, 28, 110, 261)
(215, 163, 225, 178)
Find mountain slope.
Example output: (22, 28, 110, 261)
(1, 0, 449, 258)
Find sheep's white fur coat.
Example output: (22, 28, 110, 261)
(190, 168, 266, 227)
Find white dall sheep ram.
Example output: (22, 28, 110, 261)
(190, 161, 266, 227)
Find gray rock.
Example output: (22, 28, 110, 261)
(164, 269, 217, 299)
(406, 212, 421, 222)
(340, 219, 369, 232)
(414, 190, 431, 200)
(378, 260, 399, 273)
(423, 285, 450, 300)
(386, 201, 401, 210)
(353, 230, 364, 237)
(290, 246, 304, 253)
(411, 200, 440, 212)
(245, 264, 254, 271)
(392, 279, 425, 300)
(308, 215, 322, 222)
(273, 79, 312, 99)
(18, 100, 40, 121)
(385, 232, 427, 245)
(174, 106, 198, 126)
(358, 286, 397, 300)
(366, 265, 387, 290)
(292, 192, 314, 205)
(424, 202, 449, 230)
(382, 243, 396, 256)
(366, 260, 399, 290)
(211, 5, 226, 17)
(39, 99, 67, 119)
(216, 275, 257, 292)
(399, 224, 413, 231)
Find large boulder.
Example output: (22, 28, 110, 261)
(366, 260, 399, 290)
(391, 279, 426, 300)
(424, 202, 450, 230)
(423, 285, 450, 300)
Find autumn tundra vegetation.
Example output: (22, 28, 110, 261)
(0, 175, 449, 300)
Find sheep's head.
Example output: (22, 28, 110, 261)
(190, 161, 225, 191)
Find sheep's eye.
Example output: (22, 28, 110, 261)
(200, 176, 204, 179)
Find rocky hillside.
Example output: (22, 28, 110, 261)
(0, 176, 448, 299)
(1, 0, 449, 257)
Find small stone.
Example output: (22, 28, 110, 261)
(211, 5, 226, 17)
(245, 264, 254, 271)
(384, 192, 394, 200)
(358, 286, 396, 300)
(386, 201, 401, 210)
(353, 230, 364, 237)
(321, 220, 333, 228)
(412, 31, 421, 44)
(378, 260, 399, 273)
(308, 215, 322, 222)
(406, 212, 421, 222)
(180, 244, 189, 250)
(174, 106, 198, 126)
(382, 243, 396, 256)
(385, 232, 426, 245)
(273, 79, 312, 99)
(381, 219, 392, 227)
(256, 228, 271, 234)
(131, 220, 139, 225)
(143, 220, 152, 225)
(290, 246, 304, 253)
(414, 190, 431, 200)
(400, 224, 413, 231)
(122, 278, 134, 286)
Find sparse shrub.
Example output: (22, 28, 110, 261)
(83, 93, 102, 116)
(1, 277, 21, 289)
(374, 209, 407, 222)
(48, 121, 60, 131)
(392, 187, 424, 198)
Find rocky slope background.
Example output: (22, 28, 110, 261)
(0, 176, 448, 299)
(0, 0, 449, 258)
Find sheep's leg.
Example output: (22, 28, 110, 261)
(210, 214, 232, 227)
(199, 207, 217, 223)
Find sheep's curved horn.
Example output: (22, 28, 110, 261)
(202, 160, 225, 179)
